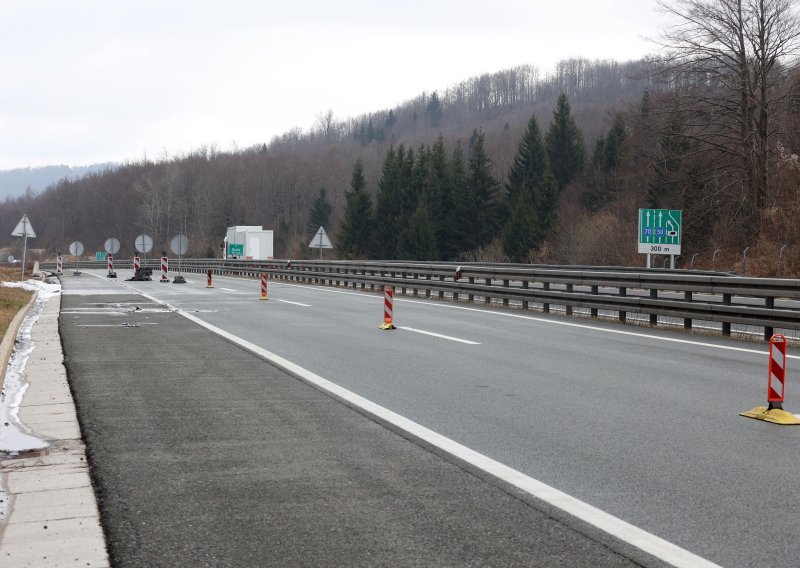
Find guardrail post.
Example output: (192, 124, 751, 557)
(566, 284, 573, 316)
(590, 285, 598, 318)
(618, 287, 626, 323)
(426, 274, 431, 298)
(543, 282, 550, 313)
(439, 275, 444, 299)
(650, 289, 658, 326)
(684, 291, 692, 329)
(722, 294, 732, 335)
(765, 297, 775, 340)
(485, 278, 491, 304)
(468, 277, 475, 303)
(503, 280, 510, 307)
(522, 280, 529, 310)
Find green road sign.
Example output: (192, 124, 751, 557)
(96, 251, 106, 262)
(638, 209, 682, 255)
(228, 243, 244, 257)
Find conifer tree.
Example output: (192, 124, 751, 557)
(464, 129, 501, 250)
(308, 187, 333, 234)
(503, 115, 559, 254)
(337, 159, 374, 258)
(535, 170, 559, 241)
(503, 189, 538, 262)
(397, 145, 416, 229)
(398, 197, 438, 260)
(408, 144, 429, 214)
(375, 146, 402, 258)
(426, 136, 455, 260)
(545, 93, 586, 190)
(449, 142, 469, 255)
(582, 115, 627, 211)
(505, 115, 547, 210)
(426, 91, 444, 128)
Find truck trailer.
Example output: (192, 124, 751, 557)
(224, 226, 274, 260)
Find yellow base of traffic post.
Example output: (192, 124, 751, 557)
(378, 322, 396, 330)
(260, 296, 269, 301)
(740, 406, 800, 425)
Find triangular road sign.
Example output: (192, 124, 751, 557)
(309, 226, 333, 249)
(11, 214, 35, 238)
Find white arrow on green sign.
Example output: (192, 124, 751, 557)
(638, 209, 682, 255)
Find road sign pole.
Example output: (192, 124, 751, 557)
(20, 231, 27, 281)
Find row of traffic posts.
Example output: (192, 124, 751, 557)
(56, 234, 190, 283)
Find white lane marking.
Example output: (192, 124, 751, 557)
(274, 282, 790, 360)
(101, 275, 720, 568)
(276, 299, 311, 307)
(88, 273, 782, 361)
(219, 287, 240, 293)
(398, 326, 479, 345)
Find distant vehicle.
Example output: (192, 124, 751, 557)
(223, 226, 274, 260)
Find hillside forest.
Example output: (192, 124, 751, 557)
(2, 0, 800, 276)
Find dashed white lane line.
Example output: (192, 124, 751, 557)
(398, 326, 479, 345)
(272, 281, 791, 360)
(276, 299, 311, 307)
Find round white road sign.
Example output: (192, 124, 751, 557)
(134, 234, 153, 254)
(69, 241, 84, 256)
(170, 234, 189, 256)
(104, 237, 121, 254)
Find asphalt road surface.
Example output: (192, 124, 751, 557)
(60, 276, 644, 567)
(62, 270, 800, 567)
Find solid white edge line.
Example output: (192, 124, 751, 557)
(101, 274, 720, 568)
(398, 326, 480, 345)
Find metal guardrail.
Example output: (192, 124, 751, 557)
(42, 258, 800, 341)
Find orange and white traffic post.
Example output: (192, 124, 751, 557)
(260, 273, 269, 300)
(106, 254, 117, 278)
(740, 334, 800, 425)
(160, 256, 169, 282)
(378, 286, 396, 330)
(207, 268, 214, 288)
(768, 334, 787, 410)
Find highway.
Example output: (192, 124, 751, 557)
(65, 269, 800, 567)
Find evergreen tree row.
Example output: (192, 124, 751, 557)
(337, 93, 586, 262)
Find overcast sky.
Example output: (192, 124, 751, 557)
(0, 0, 666, 170)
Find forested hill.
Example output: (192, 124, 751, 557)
(3, 50, 800, 276)
(0, 59, 653, 255)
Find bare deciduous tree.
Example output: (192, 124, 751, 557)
(653, 0, 800, 235)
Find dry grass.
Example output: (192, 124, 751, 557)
(0, 267, 34, 339)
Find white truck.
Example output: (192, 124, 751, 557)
(224, 226, 274, 260)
